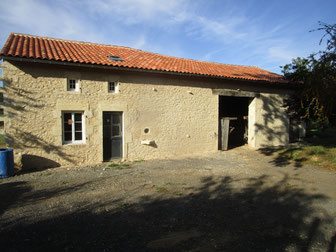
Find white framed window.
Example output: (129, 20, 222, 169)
(108, 81, 119, 93)
(62, 112, 85, 144)
(67, 79, 79, 92)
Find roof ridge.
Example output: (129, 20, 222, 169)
(11, 33, 275, 73)
(11, 32, 134, 50)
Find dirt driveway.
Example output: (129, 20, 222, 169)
(0, 146, 335, 251)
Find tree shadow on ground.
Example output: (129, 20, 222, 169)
(0, 175, 334, 251)
(258, 127, 336, 169)
(259, 147, 306, 168)
(0, 181, 31, 215)
(0, 180, 98, 216)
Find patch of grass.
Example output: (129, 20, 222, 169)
(307, 146, 326, 155)
(155, 186, 169, 193)
(108, 163, 132, 170)
(286, 183, 296, 188)
(280, 148, 303, 160)
(165, 182, 187, 186)
(133, 159, 145, 163)
(174, 192, 184, 196)
(118, 202, 129, 208)
(108, 163, 119, 167)
(151, 185, 169, 193)
(165, 182, 175, 186)
(276, 127, 336, 171)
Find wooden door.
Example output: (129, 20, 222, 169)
(103, 112, 123, 160)
(220, 118, 230, 150)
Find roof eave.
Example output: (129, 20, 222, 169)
(0, 55, 296, 87)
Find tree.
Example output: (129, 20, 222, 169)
(282, 22, 336, 126)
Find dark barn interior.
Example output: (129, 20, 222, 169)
(219, 96, 249, 149)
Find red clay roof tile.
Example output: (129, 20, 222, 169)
(0, 33, 287, 83)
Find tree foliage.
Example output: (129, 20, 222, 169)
(282, 22, 336, 126)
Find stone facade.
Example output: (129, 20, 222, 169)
(2, 60, 292, 168)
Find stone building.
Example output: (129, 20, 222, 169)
(0, 33, 294, 168)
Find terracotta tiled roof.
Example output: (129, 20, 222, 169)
(0, 33, 287, 83)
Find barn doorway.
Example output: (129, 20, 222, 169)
(218, 96, 250, 150)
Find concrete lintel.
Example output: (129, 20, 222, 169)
(212, 89, 259, 97)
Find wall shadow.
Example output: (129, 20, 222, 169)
(1, 77, 76, 171)
(0, 175, 333, 251)
(20, 154, 61, 173)
(254, 94, 290, 146)
(254, 94, 301, 168)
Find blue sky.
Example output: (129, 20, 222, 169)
(0, 0, 335, 74)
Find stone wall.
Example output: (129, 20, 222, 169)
(2, 60, 291, 168)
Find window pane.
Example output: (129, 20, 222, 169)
(64, 123, 72, 131)
(63, 112, 72, 138)
(68, 79, 76, 90)
(64, 132, 72, 141)
(109, 82, 115, 92)
(75, 113, 82, 121)
(75, 132, 82, 140)
(75, 122, 82, 131)
(64, 113, 71, 121)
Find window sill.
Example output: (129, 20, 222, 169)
(63, 141, 86, 145)
(67, 91, 81, 94)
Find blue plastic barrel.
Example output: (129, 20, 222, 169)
(0, 148, 14, 178)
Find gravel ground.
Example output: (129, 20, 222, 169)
(0, 146, 335, 251)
